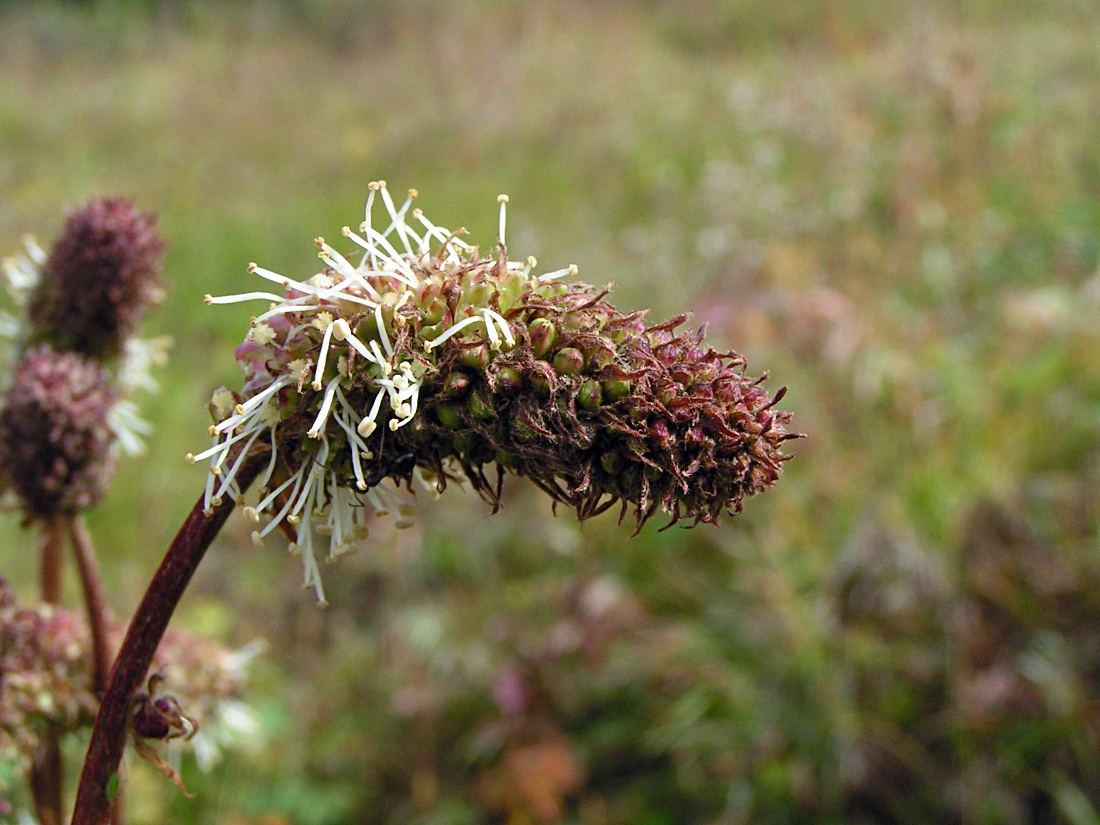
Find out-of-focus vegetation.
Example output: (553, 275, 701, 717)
(3, 0, 1100, 822)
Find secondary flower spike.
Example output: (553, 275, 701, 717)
(199, 183, 796, 603)
(27, 197, 165, 362)
(0, 346, 117, 520)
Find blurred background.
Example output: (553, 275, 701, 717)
(3, 0, 1100, 822)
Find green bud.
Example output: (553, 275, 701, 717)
(459, 345, 490, 370)
(495, 449, 519, 470)
(435, 404, 463, 429)
(498, 273, 527, 312)
(530, 369, 552, 396)
(453, 431, 478, 453)
(421, 296, 447, 326)
(529, 318, 557, 358)
(658, 385, 680, 407)
(355, 313, 381, 344)
(418, 321, 446, 344)
(577, 379, 603, 410)
(552, 347, 584, 376)
(443, 372, 471, 397)
(459, 282, 492, 312)
(586, 345, 615, 373)
(495, 366, 522, 394)
(602, 379, 632, 401)
(469, 391, 495, 420)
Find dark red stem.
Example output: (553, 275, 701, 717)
(30, 518, 66, 825)
(70, 455, 264, 825)
(69, 515, 114, 696)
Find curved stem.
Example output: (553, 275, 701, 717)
(30, 518, 66, 825)
(39, 517, 65, 603)
(70, 454, 264, 825)
(69, 515, 114, 696)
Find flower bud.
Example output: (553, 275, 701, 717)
(0, 346, 117, 519)
(469, 391, 496, 420)
(435, 404, 463, 429)
(602, 379, 632, 401)
(442, 373, 471, 397)
(577, 379, 603, 410)
(552, 347, 584, 376)
(529, 318, 557, 358)
(586, 345, 615, 374)
(27, 198, 165, 362)
(459, 344, 490, 370)
(494, 366, 523, 394)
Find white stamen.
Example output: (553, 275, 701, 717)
(538, 263, 578, 282)
(497, 194, 509, 247)
(205, 291, 285, 305)
(312, 319, 337, 391)
(307, 377, 341, 438)
(373, 304, 392, 356)
(483, 308, 516, 347)
(342, 329, 382, 367)
(423, 314, 487, 351)
(369, 339, 391, 374)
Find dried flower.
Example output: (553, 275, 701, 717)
(27, 198, 165, 362)
(0, 346, 117, 520)
(0, 579, 259, 773)
(200, 184, 796, 603)
(0, 579, 98, 770)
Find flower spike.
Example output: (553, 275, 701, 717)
(199, 187, 796, 601)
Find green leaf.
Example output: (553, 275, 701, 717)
(106, 773, 121, 802)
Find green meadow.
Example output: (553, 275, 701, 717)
(3, 1, 1100, 822)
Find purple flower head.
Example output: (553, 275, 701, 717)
(28, 197, 165, 362)
(0, 346, 117, 519)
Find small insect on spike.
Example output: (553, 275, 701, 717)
(497, 194, 509, 247)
